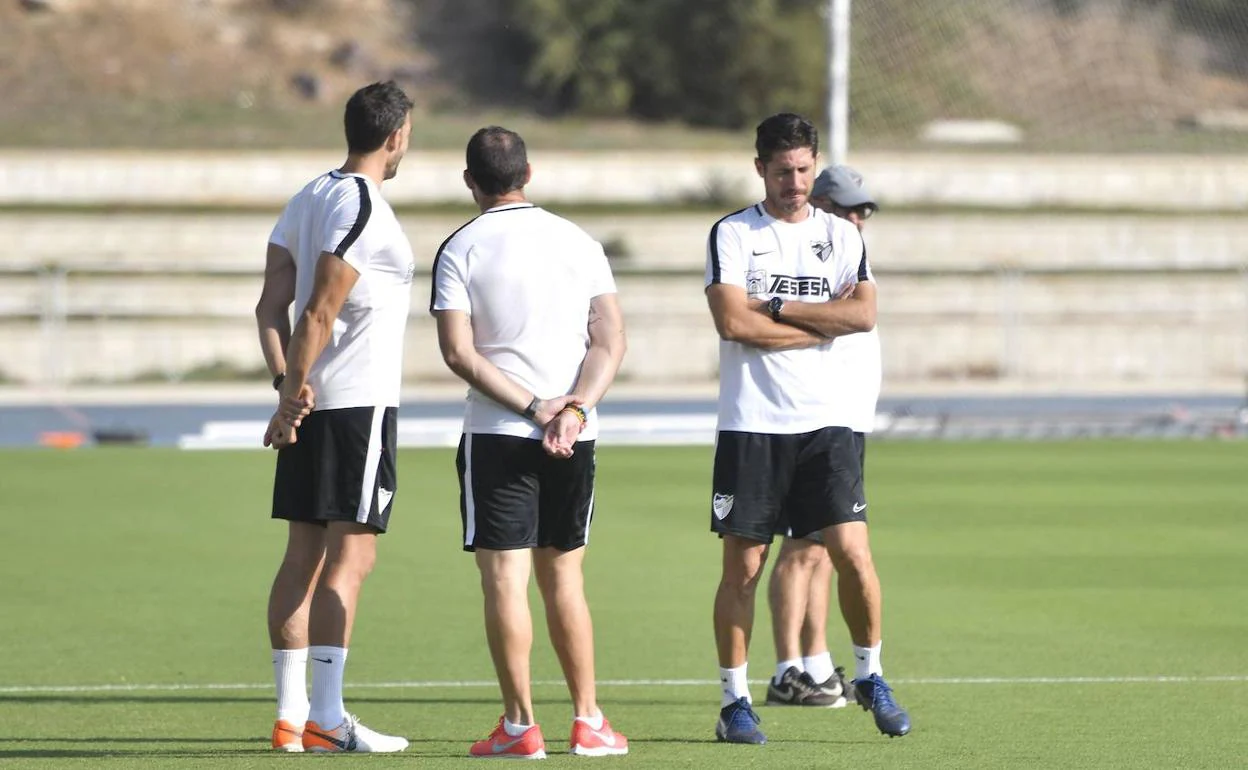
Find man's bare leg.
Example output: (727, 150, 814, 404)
(533, 546, 598, 718)
(477, 548, 536, 725)
(306, 523, 378, 728)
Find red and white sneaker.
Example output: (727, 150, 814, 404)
(469, 717, 547, 759)
(569, 715, 628, 757)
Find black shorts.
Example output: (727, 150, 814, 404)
(272, 406, 397, 533)
(775, 432, 867, 544)
(457, 433, 596, 552)
(711, 426, 866, 544)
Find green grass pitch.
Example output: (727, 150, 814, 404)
(1, 441, 1245, 768)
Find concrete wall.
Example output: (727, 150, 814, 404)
(4, 151, 1248, 210)
(5, 212, 1247, 272)
(3, 268, 1244, 390)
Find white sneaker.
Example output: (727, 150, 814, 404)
(302, 713, 409, 753)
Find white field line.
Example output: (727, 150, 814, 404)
(2, 675, 1246, 695)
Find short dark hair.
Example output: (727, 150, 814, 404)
(755, 113, 819, 164)
(466, 127, 528, 196)
(343, 81, 413, 154)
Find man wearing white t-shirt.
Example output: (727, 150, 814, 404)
(766, 165, 881, 709)
(704, 113, 909, 744)
(254, 80, 414, 753)
(431, 126, 629, 759)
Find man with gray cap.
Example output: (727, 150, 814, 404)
(765, 165, 884, 711)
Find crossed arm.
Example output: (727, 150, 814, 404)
(705, 281, 876, 350)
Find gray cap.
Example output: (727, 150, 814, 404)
(811, 165, 877, 211)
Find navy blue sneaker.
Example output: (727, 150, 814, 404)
(852, 674, 911, 737)
(715, 697, 767, 744)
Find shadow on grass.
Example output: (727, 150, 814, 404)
(1, 748, 468, 759)
(2, 693, 709, 707)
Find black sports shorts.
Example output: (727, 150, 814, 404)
(272, 406, 397, 533)
(456, 433, 596, 552)
(711, 426, 865, 544)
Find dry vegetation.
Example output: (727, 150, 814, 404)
(2, 0, 1246, 149)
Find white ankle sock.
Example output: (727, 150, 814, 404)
(852, 642, 882, 681)
(803, 652, 835, 683)
(503, 717, 532, 736)
(719, 664, 750, 707)
(774, 658, 802, 683)
(272, 648, 309, 723)
(307, 645, 348, 727)
(575, 711, 604, 730)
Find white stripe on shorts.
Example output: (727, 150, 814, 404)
(355, 407, 386, 524)
(463, 433, 477, 546)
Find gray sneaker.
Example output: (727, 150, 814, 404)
(765, 666, 843, 707)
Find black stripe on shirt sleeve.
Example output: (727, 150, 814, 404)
(332, 177, 372, 257)
(857, 240, 870, 281)
(428, 216, 479, 313)
(707, 206, 750, 285)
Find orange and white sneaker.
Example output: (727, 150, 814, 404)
(302, 713, 409, 753)
(569, 715, 628, 757)
(469, 716, 547, 759)
(271, 719, 304, 752)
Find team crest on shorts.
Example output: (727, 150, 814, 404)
(712, 493, 735, 520)
(811, 240, 834, 262)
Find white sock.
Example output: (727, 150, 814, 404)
(575, 710, 604, 730)
(719, 664, 750, 707)
(774, 658, 802, 684)
(852, 642, 882, 681)
(307, 645, 348, 727)
(272, 648, 309, 723)
(803, 652, 835, 683)
(503, 717, 532, 736)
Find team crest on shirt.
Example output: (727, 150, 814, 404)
(745, 269, 767, 296)
(712, 493, 735, 520)
(811, 240, 834, 262)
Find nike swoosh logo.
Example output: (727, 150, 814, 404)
(312, 657, 333, 664)
(491, 737, 525, 753)
(770, 685, 796, 702)
(853, 502, 867, 513)
(306, 727, 354, 751)
(588, 728, 616, 747)
(751, 249, 775, 256)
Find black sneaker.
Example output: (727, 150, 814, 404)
(812, 665, 852, 708)
(852, 673, 911, 737)
(765, 666, 842, 707)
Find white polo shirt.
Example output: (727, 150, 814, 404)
(706, 203, 871, 435)
(269, 170, 415, 410)
(430, 203, 617, 441)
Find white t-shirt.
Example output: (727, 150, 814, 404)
(705, 203, 872, 434)
(269, 170, 415, 410)
(831, 326, 882, 433)
(430, 203, 617, 441)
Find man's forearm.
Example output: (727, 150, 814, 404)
(257, 313, 291, 378)
(280, 313, 331, 397)
(570, 344, 625, 410)
(446, 347, 538, 416)
(724, 311, 828, 350)
(778, 297, 875, 338)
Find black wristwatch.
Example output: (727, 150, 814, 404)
(522, 396, 540, 421)
(272, 373, 286, 391)
(767, 296, 785, 321)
